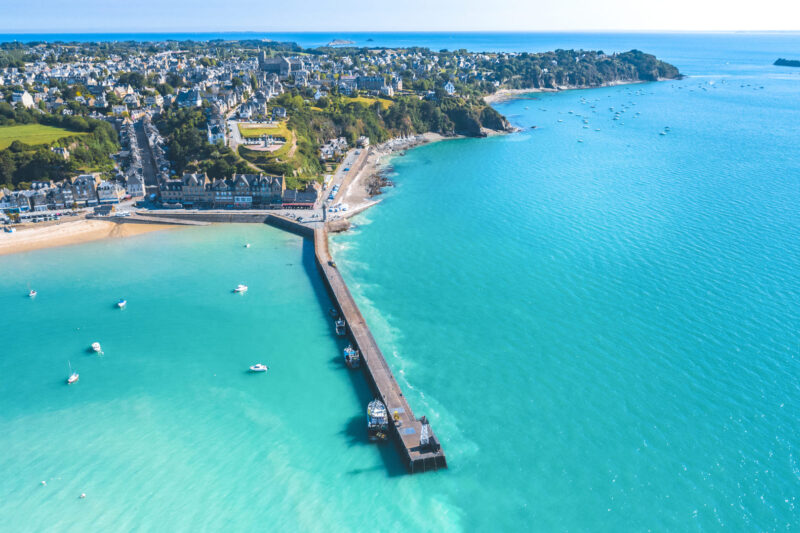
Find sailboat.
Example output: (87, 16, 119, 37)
(67, 361, 79, 385)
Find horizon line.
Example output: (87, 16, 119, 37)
(2, 29, 800, 36)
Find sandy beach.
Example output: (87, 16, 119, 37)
(483, 87, 547, 103)
(0, 219, 174, 256)
(337, 132, 451, 215)
(483, 80, 653, 104)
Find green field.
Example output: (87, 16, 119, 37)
(0, 124, 86, 150)
(238, 121, 291, 140)
(346, 96, 394, 110)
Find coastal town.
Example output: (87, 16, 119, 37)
(0, 40, 679, 230)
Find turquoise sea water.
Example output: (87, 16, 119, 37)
(1, 34, 800, 531)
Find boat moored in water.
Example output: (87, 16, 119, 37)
(117, 299, 127, 308)
(367, 399, 389, 441)
(335, 318, 346, 336)
(343, 345, 360, 368)
(234, 284, 248, 293)
(67, 361, 79, 384)
(91, 342, 102, 353)
(28, 289, 37, 298)
(249, 364, 268, 372)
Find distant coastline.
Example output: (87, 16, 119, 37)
(774, 58, 800, 67)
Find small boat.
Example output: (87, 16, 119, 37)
(329, 308, 339, 319)
(244, 243, 251, 248)
(91, 342, 102, 353)
(659, 131, 667, 136)
(249, 364, 268, 372)
(67, 361, 79, 385)
(367, 399, 389, 441)
(344, 345, 361, 368)
(233, 284, 248, 293)
(29, 290, 37, 298)
(335, 318, 346, 336)
(117, 299, 127, 308)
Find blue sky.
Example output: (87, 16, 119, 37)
(2, 0, 799, 32)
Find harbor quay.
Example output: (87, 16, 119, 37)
(139, 211, 447, 473)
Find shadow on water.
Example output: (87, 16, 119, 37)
(340, 416, 406, 477)
(297, 234, 406, 477)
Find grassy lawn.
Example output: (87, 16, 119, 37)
(0, 124, 86, 150)
(238, 121, 291, 140)
(345, 96, 394, 110)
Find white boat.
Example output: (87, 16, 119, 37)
(117, 299, 127, 308)
(234, 284, 248, 293)
(28, 290, 37, 298)
(367, 399, 389, 441)
(249, 364, 268, 372)
(91, 342, 102, 353)
(335, 318, 346, 336)
(67, 362, 79, 385)
(244, 243, 251, 248)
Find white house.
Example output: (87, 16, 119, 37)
(97, 180, 126, 204)
(11, 90, 34, 109)
(207, 123, 226, 144)
(125, 174, 146, 198)
(443, 81, 456, 95)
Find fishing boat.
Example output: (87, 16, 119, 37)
(343, 345, 360, 368)
(67, 362, 79, 385)
(91, 342, 102, 353)
(233, 284, 248, 293)
(117, 299, 127, 308)
(249, 364, 268, 372)
(367, 399, 389, 441)
(28, 289, 37, 298)
(335, 317, 346, 336)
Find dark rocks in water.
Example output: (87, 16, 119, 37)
(774, 58, 800, 67)
(366, 173, 394, 197)
(327, 219, 351, 233)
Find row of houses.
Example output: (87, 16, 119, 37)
(158, 173, 318, 209)
(0, 174, 134, 213)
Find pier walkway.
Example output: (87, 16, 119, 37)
(314, 227, 447, 473)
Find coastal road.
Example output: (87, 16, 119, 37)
(319, 148, 370, 214)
